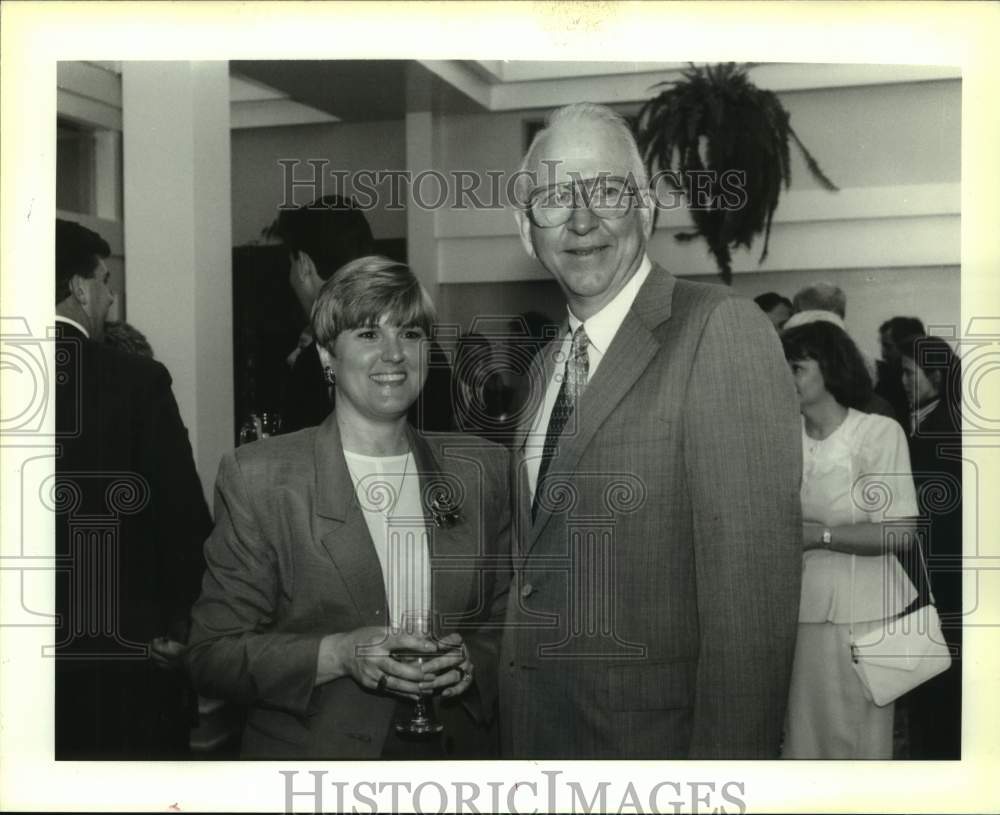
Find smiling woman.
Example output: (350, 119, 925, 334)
(186, 255, 512, 759)
(312, 257, 435, 440)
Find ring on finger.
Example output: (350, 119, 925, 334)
(376, 674, 388, 693)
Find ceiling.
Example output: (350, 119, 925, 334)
(228, 59, 687, 124)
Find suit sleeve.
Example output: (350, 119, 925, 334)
(185, 452, 324, 715)
(683, 296, 803, 758)
(142, 363, 213, 641)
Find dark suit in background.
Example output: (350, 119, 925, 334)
(55, 322, 211, 758)
(902, 398, 962, 758)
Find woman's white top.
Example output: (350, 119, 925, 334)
(798, 409, 918, 624)
(343, 451, 431, 631)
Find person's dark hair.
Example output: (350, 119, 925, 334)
(56, 219, 110, 304)
(103, 321, 154, 359)
(879, 316, 926, 346)
(792, 282, 846, 318)
(264, 195, 374, 280)
(898, 334, 961, 414)
(781, 321, 873, 409)
(312, 256, 435, 352)
(754, 292, 792, 313)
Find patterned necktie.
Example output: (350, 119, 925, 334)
(532, 325, 590, 521)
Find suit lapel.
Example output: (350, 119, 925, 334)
(409, 429, 478, 632)
(526, 264, 676, 553)
(512, 332, 562, 562)
(313, 414, 388, 618)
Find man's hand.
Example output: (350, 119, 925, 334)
(150, 637, 186, 671)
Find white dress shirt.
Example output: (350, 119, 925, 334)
(55, 314, 90, 338)
(524, 255, 653, 500)
(911, 398, 940, 436)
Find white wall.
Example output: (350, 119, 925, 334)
(230, 119, 407, 246)
(123, 62, 233, 499)
(429, 78, 961, 356)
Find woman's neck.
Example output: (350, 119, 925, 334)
(802, 398, 849, 441)
(336, 411, 410, 456)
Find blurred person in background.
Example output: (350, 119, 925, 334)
(780, 321, 918, 759)
(754, 291, 793, 331)
(898, 334, 962, 759)
(54, 218, 211, 758)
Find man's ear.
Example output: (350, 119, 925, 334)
(70, 274, 89, 305)
(292, 250, 319, 282)
(637, 187, 655, 240)
(514, 208, 537, 259)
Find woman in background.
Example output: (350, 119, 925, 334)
(781, 321, 918, 759)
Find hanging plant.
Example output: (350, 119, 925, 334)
(636, 62, 838, 284)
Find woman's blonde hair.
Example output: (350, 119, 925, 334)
(311, 255, 436, 351)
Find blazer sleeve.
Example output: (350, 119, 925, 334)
(185, 451, 324, 716)
(682, 296, 803, 759)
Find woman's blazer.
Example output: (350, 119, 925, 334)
(186, 414, 512, 758)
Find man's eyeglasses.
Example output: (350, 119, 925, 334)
(524, 177, 641, 228)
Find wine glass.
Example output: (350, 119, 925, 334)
(393, 610, 444, 737)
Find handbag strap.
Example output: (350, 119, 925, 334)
(911, 531, 938, 607)
(850, 530, 938, 646)
(849, 553, 857, 643)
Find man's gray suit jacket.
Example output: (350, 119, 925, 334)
(500, 265, 803, 759)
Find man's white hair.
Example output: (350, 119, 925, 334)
(515, 103, 649, 203)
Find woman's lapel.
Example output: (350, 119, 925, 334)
(313, 414, 388, 618)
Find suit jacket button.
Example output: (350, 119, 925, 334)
(520, 582, 534, 599)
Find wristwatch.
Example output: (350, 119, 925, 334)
(821, 527, 833, 548)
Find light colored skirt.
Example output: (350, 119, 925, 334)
(783, 621, 894, 759)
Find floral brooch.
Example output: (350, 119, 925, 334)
(429, 490, 462, 528)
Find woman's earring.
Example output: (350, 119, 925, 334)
(324, 367, 336, 386)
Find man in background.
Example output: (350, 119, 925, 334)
(754, 291, 793, 331)
(500, 103, 802, 759)
(54, 219, 211, 758)
(877, 316, 926, 432)
(264, 195, 375, 432)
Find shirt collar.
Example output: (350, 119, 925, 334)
(55, 315, 90, 339)
(566, 254, 652, 354)
(912, 399, 940, 433)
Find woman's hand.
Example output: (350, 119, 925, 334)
(417, 632, 475, 699)
(316, 626, 438, 700)
(802, 521, 827, 551)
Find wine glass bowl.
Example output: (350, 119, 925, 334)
(392, 611, 444, 737)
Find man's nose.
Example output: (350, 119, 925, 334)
(566, 203, 600, 234)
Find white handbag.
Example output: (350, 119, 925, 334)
(848, 549, 952, 707)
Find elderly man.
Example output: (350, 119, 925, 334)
(499, 103, 803, 759)
(54, 219, 211, 757)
